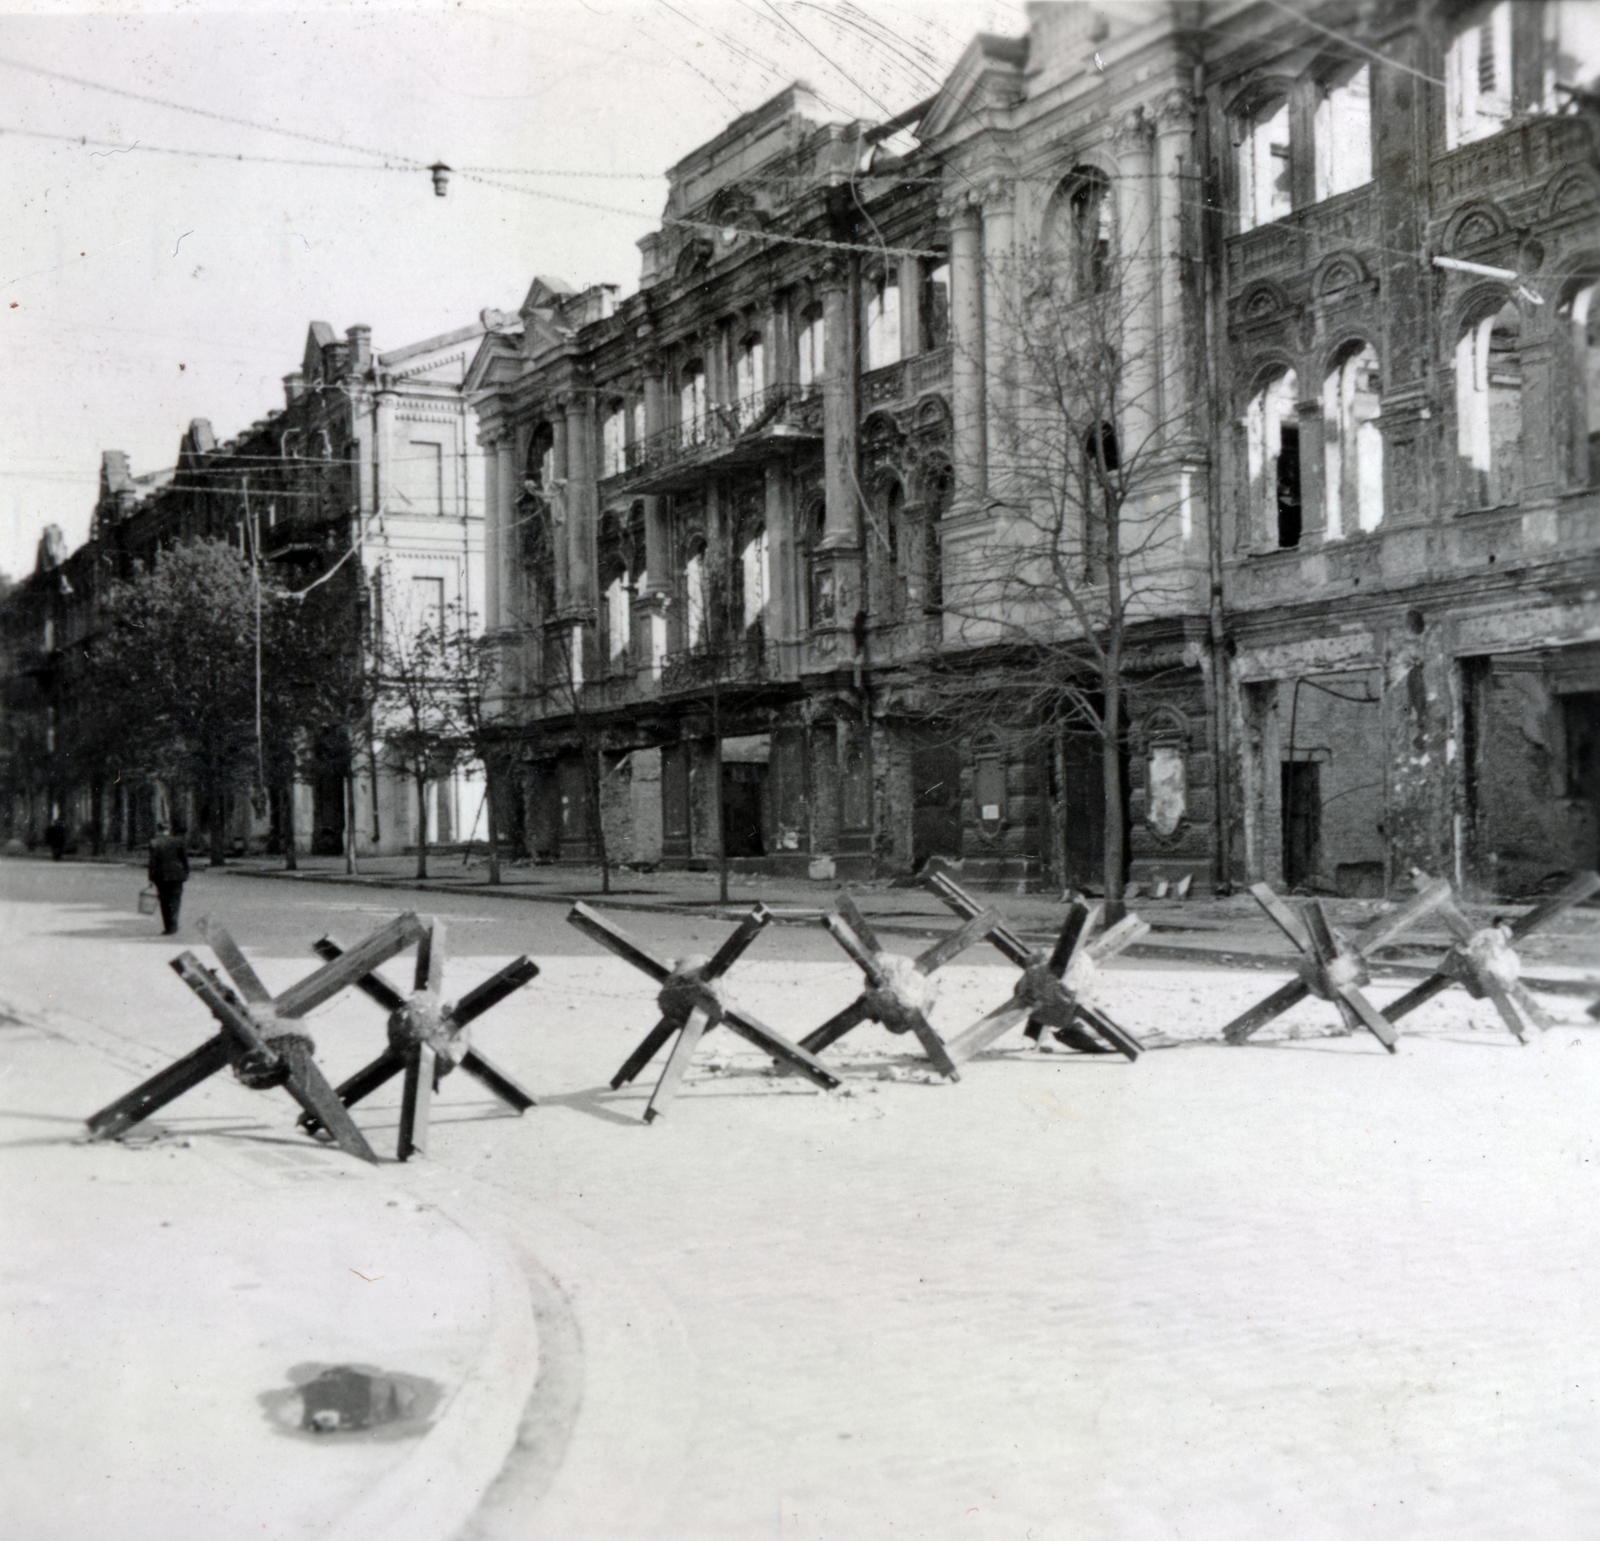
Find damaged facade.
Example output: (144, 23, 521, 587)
(467, 0, 1597, 898)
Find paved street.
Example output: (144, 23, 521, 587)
(4, 858, 1600, 1540)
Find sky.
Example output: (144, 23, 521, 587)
(1, 0, 1027, 581)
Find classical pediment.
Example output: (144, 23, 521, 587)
(917, 33, 1028, 144)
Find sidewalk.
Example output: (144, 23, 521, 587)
(0, 927, 539, 1541)
(161, 849, 1600, 990)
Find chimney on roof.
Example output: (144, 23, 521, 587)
(347, 325, 372, 374)
(283, 371, 305, 406)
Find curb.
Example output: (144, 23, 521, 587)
(212, 866, 1600, 1000)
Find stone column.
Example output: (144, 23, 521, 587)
(374, 385, 398, 522)
(820, 260, 859, 549)
(550, 411, 572, 611)
(765, 462, 799, 653)
(639, 353, 671, 676)
(485, 434, 507, 631)
(947, 197, 986, 514)
(898, 255, 922, 360)
(563, 392, 596, 616)
(1114, 107, 1160, 461)
(1155, 90, 1197, 443)
(980, 179, 1015, 492)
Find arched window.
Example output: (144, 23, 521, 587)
(1313, 65, 1371, 201)
(1245, 369, 1302, 548)
(1561, 279, 1600, 487)
(523, 510, 556, 618)
(874, 478, 907, 617)
(864, 269, 902, 369)
(679, 362, 707, 445)
(1455, 297, 1522, 508)
(735, 333, 764, 405)
(1237, 95, 1292, 231)
(1321, 342, 1384, 537)
(1047, 168, 1114, 296)
(1445, 2, 1512, 150)
(526, 421, 554, 489)
(797, 307, 825, 392)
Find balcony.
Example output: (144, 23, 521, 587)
(1431, 111, 1594, 209)
(660, 632, 787, 693)
(860, 346, 952, 413)
(617, 385, 822, 493)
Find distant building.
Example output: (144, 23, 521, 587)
(0, 320, 487, 858)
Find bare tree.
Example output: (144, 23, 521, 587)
(932, 228, 1196, 915)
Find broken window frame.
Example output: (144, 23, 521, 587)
(1445, 1, 1513, 149)
(1454, 296, 1523, 510)
(1312, 64, 1373, 203)
(1320, 341, 1385, 539)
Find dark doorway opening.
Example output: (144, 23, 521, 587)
(1057, 716, 1130, 893)
(910, 728, 963, 869)
(721, 761, 766, 858)
(1281, 759, 1321, 889)
(1566, 691, 1600, 869)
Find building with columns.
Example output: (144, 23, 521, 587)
(468, 0, 1599, 900)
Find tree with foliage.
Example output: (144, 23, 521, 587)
(931, 222, 1196, 915)
(91, 538, 277, 864)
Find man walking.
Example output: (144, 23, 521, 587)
(147, 821, 190, 936)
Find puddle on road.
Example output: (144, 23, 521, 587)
(260, 1362, 443, 1440)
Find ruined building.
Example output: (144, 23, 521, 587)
(466, 0, 1598, 898)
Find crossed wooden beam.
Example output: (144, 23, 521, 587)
(1382, 871, 1600, 1041)
(797, 891, 1003, 1079)
(299, 916, 540, 1160)
(923, 871, 1148, 1064)
(85, 913, 431, 1162)
(568, 900, 841, 1121)
(1222, 878, 1453, 1051)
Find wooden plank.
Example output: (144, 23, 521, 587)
(904, 1010, 960, 1080)
(459, 1049, 536, 1112)
(643, 1007, 711, 1123)
(197, 918, 273, 1004)
(914, 907, 1001, 975)
(85, 1033, 231, 1140)
(313, 936, 407, 1011)
(924, 871, 1033, 968)
(799, 996, 871, 1055)
(704, 906, 772, 979)
(824, 913, 887, 986)
(451, 957, 539, 1026)
(945, 999, 1029, 1064)
(567, 903, 672, 983)
(1072, 1003, 1144, 1061)
(834, 891, 884, 956)
(1250, 883, 1311, 952)
(279, 1041, 378, 1164)
(398, 1044, 435, 1160)
(1048, 900, 1100, 974)
(1222, 978, 1311, 1043)
(611, 1017, 680, 1088)
(273, 913, 426, 1019)
(722, 1006, 842, 1089)
(301, 1048, 407, 1134)
(1085, 914, 1149, 963)
(1335, 983, 1399, 1052)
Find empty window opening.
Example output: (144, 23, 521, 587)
(1238, 97, 1292, 231)
(604, 566, 630, 666)
(602, 407, 626, 478)
(680, 364, 707, 444)
(683, 540, 706, 647)
(1245, 368, 1302, 548)
(1455, 298, 1522, 508)
(1562, 281, 1600, 486)
(797, 308, 825, 392)
(864, 270, 902, 370)
(1445, 2, 1512, 148)
(1313, 66, 1372, 201)
(921, 261, 950, 351)
(1321, 342, 1384, 538)
(735, 335, 764, 404)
